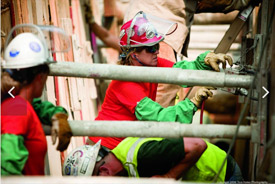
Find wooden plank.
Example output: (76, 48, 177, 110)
(47, 1, 73, 176)
(70, 34, 83, 111)
(30, 0, 37, 24)
(12, 0, 22, 24)
(215, 5, 254, 54)
(46, 136, 62, 176)
(71, 0, 98, 120)
(26, 0, 33, 23)
(68, 77, 82, 111)
(48, 0, 59, 26)
(85, 41, 98, 99)
(1, 4, 12, 49)
(20, 0, 29, 23)
(30, 0, 50, 25)
(45, 76, 57, 104)
(84, 79, 98, 119)
(71, 0, 86, 48)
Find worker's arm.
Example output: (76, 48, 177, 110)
(135, 97, 197, 124)
(196, 0, 257, 13)
(84, 1, 121, 52)
(152, 138, 207, 179)
(32, 99, 72, 152)
(173, 51, 212, 70)
(89, 23, 122, 52)
(1, 134, 28, 175)
(172, 51, 233, 87)
(173, 51, 233, 72)
(135, 87, 213, 123)
(32, 98, 67, 125)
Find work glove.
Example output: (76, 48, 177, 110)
(190, 87, 215, 108)
(204, 52, 233, 72)
(84, 2, 95, 24)
(51, 113, 72, 152)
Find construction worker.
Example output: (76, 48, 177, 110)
(63, 137, 243, 182)
(124, 0, 256, 108)
(1, 25, 72, 175)
(87, 11, 233, 150)
(84, 2, 122, 53)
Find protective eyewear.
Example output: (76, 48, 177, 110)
(96, 147, 109, 162)
(144, 43, 159, 53)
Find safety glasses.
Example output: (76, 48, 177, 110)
(96, 147, 109, 162)
(144, 43, 160, 53)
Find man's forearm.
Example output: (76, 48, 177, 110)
(90, 23, 121, 52)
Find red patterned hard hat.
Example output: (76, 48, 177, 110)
(119, 11, 166, 48)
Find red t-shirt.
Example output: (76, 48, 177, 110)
(1, 96, 47, 175)
(89, 58, 174, 149)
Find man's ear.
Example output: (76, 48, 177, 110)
(32, 73, 41, 82)
(33, 73, 47, 83)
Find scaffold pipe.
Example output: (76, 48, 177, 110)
(49, 62, 253, 88)
(68, 121, 251, 139)
(1, 176, 198, 184)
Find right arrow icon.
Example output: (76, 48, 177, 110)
(262, 86, 269, 99)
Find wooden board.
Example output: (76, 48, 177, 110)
(215, 5, 254, 54)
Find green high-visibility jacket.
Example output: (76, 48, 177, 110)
(112, 137, 227, 182)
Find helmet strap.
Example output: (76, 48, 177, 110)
(133, 54, 145, 66)
(4, 69, 14, 76)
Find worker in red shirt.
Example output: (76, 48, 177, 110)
(1, 25, 72, 175)
(88, 11, 233, 150)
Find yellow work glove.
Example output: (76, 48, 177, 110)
(51, 113, 72, 152)
(190, 87, 215, 108)
(204, 52, 233, 72)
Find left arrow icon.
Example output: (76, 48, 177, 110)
(8, 86, 15, 98)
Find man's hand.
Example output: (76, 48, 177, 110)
(191, 87, 215, 108)
(205, 52, 233, 72)
(51, 113, 72, 152)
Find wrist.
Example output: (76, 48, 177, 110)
(190, 98, 200, 108)
(52, 112, 68, 121)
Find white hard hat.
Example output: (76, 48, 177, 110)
(2, 24, 70, 69)
(3, 33, 51, 69)
(63, 140, 101, 176)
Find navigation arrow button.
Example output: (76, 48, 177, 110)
(8, 86, 15, 98)
(262, 86, 269, 99)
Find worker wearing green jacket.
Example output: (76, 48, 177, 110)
(1, 25, 72, 175)
(88, 11, 233, 150)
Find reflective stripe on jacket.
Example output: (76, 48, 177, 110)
(111, 137, 163, 177)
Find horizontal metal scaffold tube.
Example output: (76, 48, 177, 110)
(49, 62, 253, 88)
(1, 176, 201, 184)
(68, 121, 251, 139)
